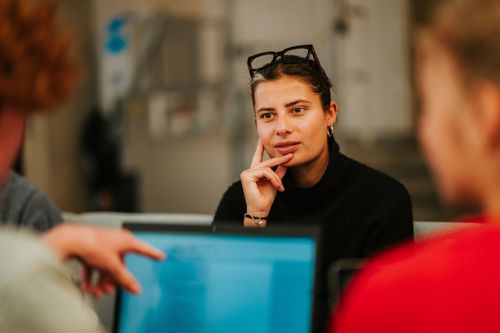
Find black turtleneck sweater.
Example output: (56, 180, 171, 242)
(213, 140, 413, 329)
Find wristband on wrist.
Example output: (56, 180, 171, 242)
(244, 213, 268, 225)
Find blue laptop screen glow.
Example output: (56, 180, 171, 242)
(117, 231, 316, 333)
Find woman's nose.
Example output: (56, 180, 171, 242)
(276, 116, 292, 136)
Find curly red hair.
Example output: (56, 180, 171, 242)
(0, 0, 79, 112)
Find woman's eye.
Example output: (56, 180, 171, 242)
(291, 107, 305, 114)
(260, 113, 274, 120)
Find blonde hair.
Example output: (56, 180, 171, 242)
(412, 0, 500, 86)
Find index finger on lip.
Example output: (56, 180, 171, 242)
(250, 137, 264, 168)
(258, 153, 293, 168)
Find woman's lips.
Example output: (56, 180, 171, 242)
(275, 142, 300, 155)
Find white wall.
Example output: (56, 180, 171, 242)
(334, 0, 412, 141)
(230, 0, 335, 88)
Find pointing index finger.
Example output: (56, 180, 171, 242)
(127, 238, 166, 261)
(250, 137, 264, 168)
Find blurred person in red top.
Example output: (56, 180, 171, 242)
(332, 0, 500, 332)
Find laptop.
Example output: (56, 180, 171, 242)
(327, 259, 365, 308)
(114, 223, 321, 333)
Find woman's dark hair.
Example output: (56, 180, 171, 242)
(250, 55, 333, 111)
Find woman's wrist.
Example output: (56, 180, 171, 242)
(243, 216, 267, 227)
(245, 207, 270, 217)
(244, 213, 267, 223)
(243, 208, 269, 227)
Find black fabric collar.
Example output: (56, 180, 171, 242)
(282, 137, 350, 196)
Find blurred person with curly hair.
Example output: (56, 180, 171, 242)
(0, 0, 78, 232)
(0, 0, 79, 111)
(0, 1, 165, 332)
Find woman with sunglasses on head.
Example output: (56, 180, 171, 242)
(213, 45, 414, 327)
(333, 0, 500, 332)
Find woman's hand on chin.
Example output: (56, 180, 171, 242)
(240, 138, 293, 226)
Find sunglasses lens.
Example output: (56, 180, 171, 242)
(283, 47, 310, 61)
(250, 54, 275, 71)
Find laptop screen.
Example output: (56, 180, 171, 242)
(114, 225, 318, 333)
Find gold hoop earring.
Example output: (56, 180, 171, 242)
(327, 124, 334, 137)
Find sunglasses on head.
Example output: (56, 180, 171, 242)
(247, 44, 330, 86)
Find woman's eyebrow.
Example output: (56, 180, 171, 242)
(285, 99, 311, 108)
(256, 107, 275, 113)
(256, 99, 310, 113)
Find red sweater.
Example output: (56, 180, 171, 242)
(332, 218, 500, 333)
